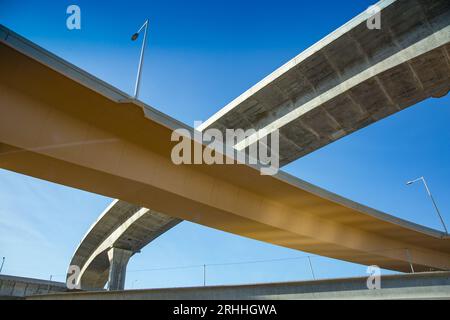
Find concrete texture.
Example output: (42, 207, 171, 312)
(0, 274, 67, 299)
(26, 272, 450, 300)
(1, 24, 450, 280)
(68, 200, 180, 290)
(199, 0, 450, 166)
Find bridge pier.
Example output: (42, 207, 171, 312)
(107, 248, 133, 291)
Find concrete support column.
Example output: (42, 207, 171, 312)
(107, 247, 133, 291)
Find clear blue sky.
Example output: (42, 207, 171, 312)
(1, 0, 449, 288)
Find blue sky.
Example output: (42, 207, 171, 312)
(1, 0, 449, 288)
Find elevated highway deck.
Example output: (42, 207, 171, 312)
(199, 0, 450, 165)
(1, 21, 449, 286)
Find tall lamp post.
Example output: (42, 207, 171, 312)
(131, 19, 149, 100)
(0, 257, 5, 274)
(406, 176, 448, 234)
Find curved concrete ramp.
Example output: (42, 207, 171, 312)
(69, 200, 181, 290)
(199, 0, 450, 165)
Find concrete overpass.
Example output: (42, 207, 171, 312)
(0, 275, 68, 299)
(198, 0, 450, 165)
(69, 200, 180, 290)
(1, 7, 450, 292)
(26, 272, 450, 300)
(60, 0, 450, 291)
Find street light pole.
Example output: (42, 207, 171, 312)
(406, 176, 448, 234)
(0, 257, 4, 274)
(131, 19, 149, 100)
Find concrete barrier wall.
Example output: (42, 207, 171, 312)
(28, 272, 450, 300)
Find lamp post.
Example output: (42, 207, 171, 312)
(0, 257, 5, 274)
(406, 176, 448, 234)
(131, 19, 149, 100)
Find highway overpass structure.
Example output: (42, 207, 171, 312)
(0, 0, 450, 294)
(69, 200, 180, 290)
(26, 272, 450, 300)
(199, 0, 450, 165)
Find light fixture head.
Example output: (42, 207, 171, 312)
(131, 33, 139, 41)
